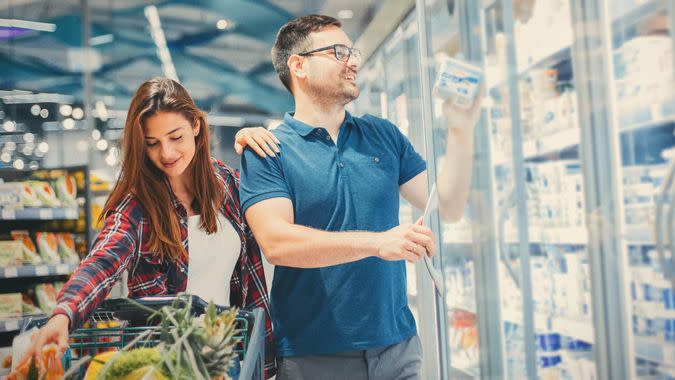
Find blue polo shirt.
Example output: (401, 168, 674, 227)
(240, 111, 426, 357)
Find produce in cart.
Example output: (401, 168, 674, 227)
(76, 297, 242, 380)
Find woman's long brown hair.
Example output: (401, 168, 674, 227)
(102, 77, 224, 262)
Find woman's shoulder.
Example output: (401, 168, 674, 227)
(108, 192, 145, 222)
(211, 158, 239, 182)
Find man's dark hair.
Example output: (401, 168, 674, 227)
(271, 14, 342, 93)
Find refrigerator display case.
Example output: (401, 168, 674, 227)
(353, 0, 673, 378)
(611, 1, 675, 378)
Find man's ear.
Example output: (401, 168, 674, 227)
(287, 55, 306, 79)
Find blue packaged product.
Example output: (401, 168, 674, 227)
(432, 57, 483, 109)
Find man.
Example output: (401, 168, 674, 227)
(239, 14, 482, 380)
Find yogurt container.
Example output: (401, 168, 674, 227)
(432, 57, 483, 109)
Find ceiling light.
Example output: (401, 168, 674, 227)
(37, 141, 49, 153)
(95, 101, 109, 121)
(28, 161, 39, 170)
(13, 159, 24, 170)
(337, 10, 354, 19)
(4, 142, 16, 151)
(62, 118, 75, 130)
(23, 133, 34, 143)
(22, 146, 33, 155)
(96, 139, 108, 151)
(39, 108, 49, 118)
(105, 153, 117, 166)
(91, 129, 101, 140)
(0, 19, 56, 32)
(1, 152, 11, 162)
(216, 19, 229, 30)
(30, 104, 40, 116)
(90, 34, 114, 46)
(2, 121, 15, 132)
(72, 107, 84, 120)
(59, 104, 72, 117)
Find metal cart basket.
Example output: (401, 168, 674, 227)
(20, 295, 265, 380)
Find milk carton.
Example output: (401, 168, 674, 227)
(433, 57, 483, 109)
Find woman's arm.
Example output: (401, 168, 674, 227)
(53, 210, 139, 330)
(27, 210, 139, 363)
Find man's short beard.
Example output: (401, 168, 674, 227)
(308, 83, 359, 106)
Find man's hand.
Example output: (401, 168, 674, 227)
(375, 217, 435, 263)
(234, 127, 281, 157)
(443, 84, 485, 132)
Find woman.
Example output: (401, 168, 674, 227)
(28, 77, 280, 377)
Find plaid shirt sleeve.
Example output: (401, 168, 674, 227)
(222, 162, 276, 379)
(243, 224, 276, 378)
(53, 209, 139, 330)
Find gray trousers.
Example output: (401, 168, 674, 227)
(277, 335, 422, 380)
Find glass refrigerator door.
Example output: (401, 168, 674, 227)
(481, 1, 598, 379)
(611, 1, 675, 378)
(415, 1, 487, 378)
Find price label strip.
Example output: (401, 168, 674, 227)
(422, 184, 445, 296)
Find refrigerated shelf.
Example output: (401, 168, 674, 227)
(502, 308, 594, 343)
(487, 0, 667, 92)
(493, 107, 672, 167)
(504, 227, 588, 245)
(634, 336, 675, 368)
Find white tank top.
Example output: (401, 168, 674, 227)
(186, 214, 240, 306)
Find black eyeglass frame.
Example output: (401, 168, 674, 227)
(297, 44, 362, 62)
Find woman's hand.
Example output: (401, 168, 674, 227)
(27, 314, 70, 365)
(234, 127, 281, 157)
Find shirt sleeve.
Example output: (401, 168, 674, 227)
(239, 148, 291, 214)
(390, 121, 427, 185)
(52, 211, 138, 330)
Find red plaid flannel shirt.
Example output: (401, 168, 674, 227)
(53, 159, 276, 377)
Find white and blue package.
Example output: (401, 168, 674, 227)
(432, 57, 483, 109)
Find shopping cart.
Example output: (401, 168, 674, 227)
(20, 295, 265, 380)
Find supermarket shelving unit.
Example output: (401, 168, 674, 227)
(0, 165, 91, 345)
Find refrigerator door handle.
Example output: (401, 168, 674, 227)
(655, 160, 675, 290)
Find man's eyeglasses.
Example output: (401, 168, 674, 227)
(298, 44, 362, 63)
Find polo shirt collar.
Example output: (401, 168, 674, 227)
(284, 111, 358, 137)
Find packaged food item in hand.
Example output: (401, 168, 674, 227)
(7, 343, 64, 380)
(11, 231, 43, 265)
(36, 232, 61, 264)
(433, 57, 483, 109)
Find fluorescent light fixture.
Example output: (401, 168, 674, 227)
(62, 118, 75, 130)
(145, 5, 179, 82)
(0, 19, 56, 32)
(90, 34, 114, 46)
(337, 10, 354, 19)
